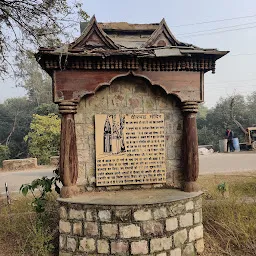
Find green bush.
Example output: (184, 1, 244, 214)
(0, 145, 10, 167)
(24, 114, 60, 165)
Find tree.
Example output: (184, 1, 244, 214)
(197, 94, 255, 150)
(0, 145, 10, 166)
(0, 97, 34, 158)
(16, 52, 53, 106)
(25, 114, 61, 164)
(246, 92, 256, 126)
(197, 103, 208, 130)
(0, 0, 89, 75)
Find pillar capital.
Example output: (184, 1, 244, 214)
(181, 101, 199, 113)
(58, 101, 78, 115)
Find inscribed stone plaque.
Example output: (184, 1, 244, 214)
(95, 114, 166, 186)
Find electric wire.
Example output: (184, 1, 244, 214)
(171, 14, 256, 27)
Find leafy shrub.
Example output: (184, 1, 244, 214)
(20, 170, 61, 213)
(0, 144, 10, 167)
(24, 114, 60, 164)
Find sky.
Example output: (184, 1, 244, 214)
(1, 0, 256, 108)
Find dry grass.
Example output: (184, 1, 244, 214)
(0, 174, 255, 255)
(199, 174, 256, 256)
(0, 193, 59, 256)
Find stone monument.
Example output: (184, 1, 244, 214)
(37, 16, 228, 255)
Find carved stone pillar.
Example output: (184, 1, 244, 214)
(58, 101, 79, 198)
(182, 102, 200, 192)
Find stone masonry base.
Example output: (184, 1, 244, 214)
(58, 189, 203, 256)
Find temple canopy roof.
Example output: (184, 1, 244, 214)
(38, 15, 228, 59)
(37, 16, 228, 74)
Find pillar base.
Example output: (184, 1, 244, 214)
(60, 185, 80, 198)
(184, 181, 200, 192)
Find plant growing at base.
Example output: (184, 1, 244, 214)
(20, 169, 61, 213)
(217, 182, 229, 197)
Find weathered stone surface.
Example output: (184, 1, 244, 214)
(98, 210, 111, 222)
(59, 220, 71, 234)
(185, 201, 194, 211)
(59, 252, 72, 256)
(170, 248, 182, 256)
(76, 78, 183, 190)
(173, 229, 187, 247)
(60, 206, 67, 220)
(166, 217, 178, 231)
(131, 240, 148, 255)
(194, 197, 202, 209)
(134, 209, 152, 221)
(168, 203, 185, 216)
(97, 239, 109, 254)
(79, 238, 95, 253)
(128, 96, 143, 110)
(150, 237, 172, 252)
(2, 158, 37, 171)
(157, 253, 167, 256)
(86, 209, 96, 221)
(142, 221, 164, 236)
(189, 225, 204, 242)
(120, 224, 141, 238)
(183, 243, 195, 256)
(153, 207, 167, 220)
(73, 222, 82, 235)
(194, 211, 201, 224)
(111, 241, 129, 254)
(84, 222, 98, 236)
(179, 213, 193, 227)
(115, 209, 131, 222)
(143, 97, 156, 110)
(102, 224, 118, 238)
(69, 209, 84, 220)
(141, 185, 152, 189)
(59, 235, 66, 249)
(50, 156, 59, 166)
(67, 237, 77, 252)
(195, 238, 204, 254)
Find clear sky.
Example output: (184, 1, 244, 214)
(1, 0, 256, 108)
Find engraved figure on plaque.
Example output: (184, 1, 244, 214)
(112, 116, 120, 154)
(104, 116, 112, 153)
(119, 115, 126, 152)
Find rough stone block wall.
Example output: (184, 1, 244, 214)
(2, 158, 37, 171)
(75, 76, 183, 190)
(59, 195, 203, 256)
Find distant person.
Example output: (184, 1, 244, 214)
(225, 128, 235, 152)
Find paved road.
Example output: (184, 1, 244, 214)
(199, 152, 256, 175)
(1, 152, 256, 194)
(0, 167, 54, 195)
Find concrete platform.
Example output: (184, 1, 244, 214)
(58, 189, 202, 205)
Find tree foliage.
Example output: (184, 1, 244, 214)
(0, 97, 34, 158)
(197, 94, 256, 150)
(0, 0, 89, 75)
(0, 144, 10, 166)
(25, 114, 61, 164)
(16, 52, 53, 106)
